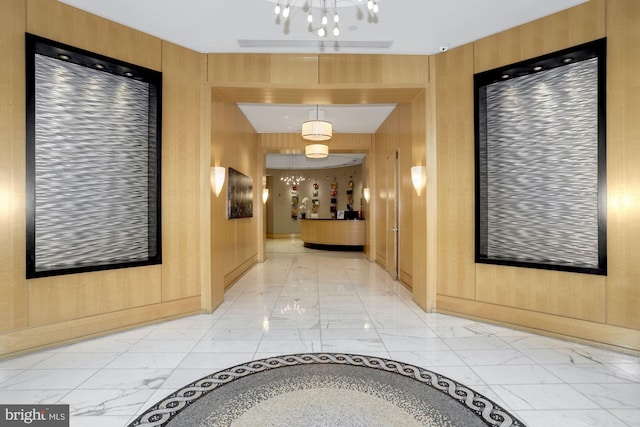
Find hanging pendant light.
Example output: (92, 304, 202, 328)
(302, 105, 332, 141)
(305, 143, 329, 159)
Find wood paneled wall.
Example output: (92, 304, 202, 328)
(0, 0, 206, 357)
(1, 0, 430, 359)
(5, 0, 632, 357)
(209, 54, 319, 86)
(207, 53, 428, 106)
(318, 55, 429, 85)
(397, 103, 413, 288)
(161, 41, 206, 301)
(26, 0, 161, 71)
(605, 0, 640, 331)
(370, 104, 417, 289)
(434, 43, 476, 301)
(208, 53, 429, 88)
(209, 96, 260, 291)
(434, 0, 640, 352)
(411, 87, 432, 310)
(0, 0, 28, 335)
(207, 52, 430, 282)
(473, 0, 606, 74)
(373, 110, 397, 269)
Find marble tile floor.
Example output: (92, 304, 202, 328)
(1, 239, 639, 426)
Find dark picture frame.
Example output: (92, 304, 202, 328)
(25, 34, 162, 278)
(474, 38, 607, 275)
(227, 167, 253, 219)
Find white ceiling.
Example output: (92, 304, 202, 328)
(58, 0, 588, 56)
(58, 0, 589, 167)
(238, 103, 396, 133)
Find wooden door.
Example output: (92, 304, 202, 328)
(386, 152, 399, 280)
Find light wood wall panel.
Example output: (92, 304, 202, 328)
(474, 0, 605, 73)
(438, 296, 640, 353)
(1, 297, 200, 357)
(270, 54, 320, 85)
(379, 108, 399, 159)
(380, 55, 430, 85)
(319, 54, 429, 85)
(209, 95, 232, 308)
(434, 43, 476, 300)
(370, 102, 420, 282)
(424, 74, 438, 312)
(373, 109, 399, 268)
(411, 90, 429, 309)
(210, 97, 260, 296)
(398, 103, 413, 288)
(208, 54, 319, 86)
(362, 153, 374, 259)
(476, 265, 606, 322)
(374, 132, 387, 267)
(212, 86, 425, 106)
(208, 53, 270, 84)
(199, 64, 214, 311)
(606, 0, 640, 330)
(319, 54, 382, 84)
(301, 220, 365, 246)
(209, 53, 428, 87)
(26, 0, 161, 71)
(28, 266, 162, 326)
(0, 0, 27, 333)
(161, 41, 204, 301)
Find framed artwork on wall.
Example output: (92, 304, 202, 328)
(227, 167, 253, 219)
(474, 38, 607, 275)
(25, 34, 162, 279)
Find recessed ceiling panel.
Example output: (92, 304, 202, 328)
(238, 103, 396, 133)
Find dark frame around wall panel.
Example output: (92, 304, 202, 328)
(25, 34, 162, 279)
(474, 38, 607, 275)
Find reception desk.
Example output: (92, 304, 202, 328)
(300, 219, 365, 250)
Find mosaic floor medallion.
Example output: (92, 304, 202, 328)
(129, 353, 526, 426)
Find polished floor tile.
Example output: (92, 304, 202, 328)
(0, 238, 639, 426)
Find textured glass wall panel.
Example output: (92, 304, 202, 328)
(33, 54, 157, 273)
(479, 58, 599, 269)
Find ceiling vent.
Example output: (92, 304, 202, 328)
(237, 39, 393, 49)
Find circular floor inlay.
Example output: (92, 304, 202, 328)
(231, 388, 430, 427)
(129, 353, 526, 427)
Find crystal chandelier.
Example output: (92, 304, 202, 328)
(280, 172, 306, 186)
(273, 0, 380, 38)
(280, 155, 306, 186)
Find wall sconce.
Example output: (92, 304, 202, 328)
(211, 166, 226, 197)
(362, 187, 370, 203)
(262, 188, 269, 204)
(411, 166, 426, 196)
